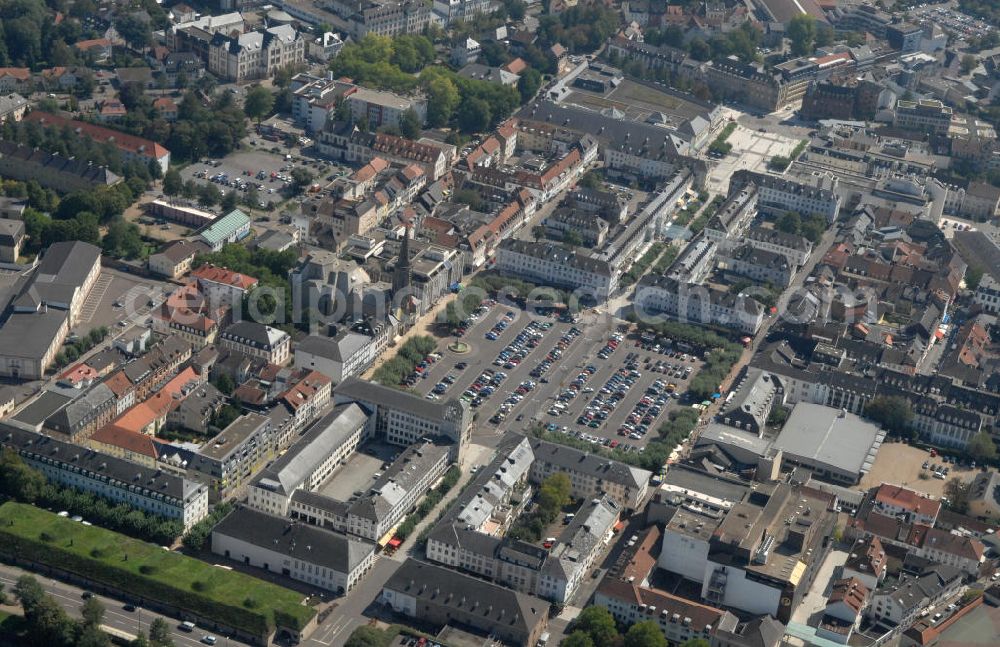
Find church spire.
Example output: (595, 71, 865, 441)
(392, 221, 412, 295)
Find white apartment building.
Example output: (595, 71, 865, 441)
(248, 403, 369, 515)
(432, 0, 492, 23)
(346, 87, 427, 130)
(0, 427, 209, 529)
(334, 377, 471, 460)
(745, 226, 813, 266)
(495, 239, 617, 301)
(635, 276, 765, 335)
(220, 321, 291, 365)
(527, 438, 650, 510)
(731, 169, 841, 223)
(208, 24, 305, 83)
(191, 264, 259, 308)
(894, 98, 953, 135)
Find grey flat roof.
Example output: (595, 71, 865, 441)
(254, 403, 368, 495)
(661, 464, 750, 503)
(773, 402, 885, 476)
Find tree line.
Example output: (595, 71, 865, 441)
(372, 335, 439, 387)
(0, 449, 182, 545)
(508, 473, 571, 542)
(565, 605, 711, 647)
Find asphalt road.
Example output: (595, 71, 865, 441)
(0, 563, 229, 647)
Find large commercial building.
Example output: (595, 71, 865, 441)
(0, 141, 122, 193)
(0, 425, 209, 529)
(0, 241, 102, 380)
(424, 435, 645, 603)
(657, 480, 837, 623)
(207, 25, 306, 83)
(730, 170, 841, 223)
(24, 112, 170, 174)
(212, 507, 376, 595)
(495, 239, 617, 301)
(634, 276, 766, 335)
(334, 377, 471, 459)
(894, 99, 953, 136)
(381, 559, 549, 646)
(220, 321, 291, 366)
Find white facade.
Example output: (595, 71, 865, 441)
(495, 241, 616, 301)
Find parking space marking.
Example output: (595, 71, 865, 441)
(78, 273, 114, 324)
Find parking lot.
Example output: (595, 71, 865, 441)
(407, 302, 701, 453)
(858, 442, 978, 498)
(73, 269, 168, 336)
(177, 148, 351, 214)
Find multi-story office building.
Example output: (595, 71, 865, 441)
(527, 438, 650, 510)
(208, 25, 305, 83)
(0, 426, 209, 529)
(191, 264, 259, 308)
(745, 226, 813, 267)
(345, 87, 426, 130)
(723, 244, 794, 288)
(635, 276, 766, 335)
(187, 413, 275, 500)
(220, 321, 291, 366)
(248, 403, 369, 516)
(495, 239, 617, 301)
(730, 169, 841, 223)
(381, 559, 550, 647)
(432, 0, 492, 23)
(894, 99, 953, 136)
(0, 241, 102, 380)
(352, 0, 432, 38)
(334, 377, 471, 459)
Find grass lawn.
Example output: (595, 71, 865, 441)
(0, 503, 314, 637)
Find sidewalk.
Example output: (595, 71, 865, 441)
(362, 292, 458, 380)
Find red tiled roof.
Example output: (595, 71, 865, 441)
(90, 426, 158, 458)
(874, 484, 942, 518)
(24, 111, 169, 160)
(74, 38, 112, 51)
(827, 577, 869, 615)
(191, 264, 259, 290)
(0, 68, 30, 80)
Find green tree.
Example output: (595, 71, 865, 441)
(426, 76, 460, 127)
(13, 576, 45, 611)
(864, 396, 914, 438)
(966, 265, 985, 290)
(562, 632, 596, 647)
(681, 640, 712, 647)
(788, 15, 817, 56)
(457, 97, 491, 133)
(777, 211, 801, 234)
(102, 217, 145, 259)
(244, 85, 275, 124)
(537, 472, 571, 518)
(212, 373, 235, 395)
(148, 617, 174, 647)
(221, 191, 238, 213)
(78, 627, 113, 647)
(518, 67, 543, 103)
(162, 168, 183, 197)
(291, 167, 315, 193)
(573, 606, 619, 646)
(400, 108, 421, 139)
(344, 625, 389, 647)
(563, 229, 583, 247)
(944, 477, 971, 514)
(625, 621, 668, 647)
(969, 431, 997, 462)
(960, 54, 977, 75)
(81, 596, 105, 628)
(0, 448, 48, 502)
(198, 183, 222, 207)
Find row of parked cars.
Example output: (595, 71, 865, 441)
(485, 310, 517, 341)
(452, 300, 494, 337)
(402, 351, 443, 387)
(489, 379, 537, 424)
(529, 327, 583, 379)
(619, 376, 674, 440)
(462, 369, 508, 408)
(493, 321, 549, 370)
(547, 364, 599, 418)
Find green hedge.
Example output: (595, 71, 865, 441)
(0, 503, 314, 636)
